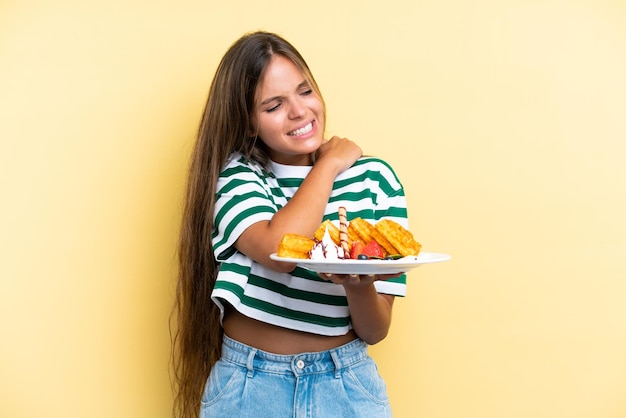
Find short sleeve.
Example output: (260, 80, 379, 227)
(212, 160, 277, 261)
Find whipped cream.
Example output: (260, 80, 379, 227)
(309, 227, 345, 260)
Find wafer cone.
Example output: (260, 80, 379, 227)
(337, 207, 350, 256)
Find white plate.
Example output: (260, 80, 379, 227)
(269, 252, 451, 275)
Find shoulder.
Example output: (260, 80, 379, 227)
(216, 153, 274, 197)
(354, 156, 397, 173)
(220, 153, 267, 177)
(217, 153, 273, 188)
(346, 156, 403, 185)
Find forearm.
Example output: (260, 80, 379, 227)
(235, 159, 341, 270)
(269, 158, 341, 235)
(344, 284, 394, 345)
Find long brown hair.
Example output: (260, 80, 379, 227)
(171, 31, 324, 418)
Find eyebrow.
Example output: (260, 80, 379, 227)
(260, 80, 310, 106)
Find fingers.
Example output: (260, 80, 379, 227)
(320, 273, 379, 285)
(316, 136, 362, 168)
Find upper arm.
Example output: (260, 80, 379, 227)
(212, 164, 278, 262)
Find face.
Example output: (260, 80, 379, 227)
(252, 55, 325, 165)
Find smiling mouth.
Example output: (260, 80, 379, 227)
(287, 122, 313, 136)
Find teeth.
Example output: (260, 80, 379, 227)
(288, 122, 313, 136)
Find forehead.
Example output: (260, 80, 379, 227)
(257, 55, 307, 96)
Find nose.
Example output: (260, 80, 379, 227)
(288, 98, 306, 119)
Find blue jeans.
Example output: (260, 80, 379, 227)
(200, 335, 392, 417)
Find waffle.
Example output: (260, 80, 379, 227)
(347, 217, 375, 244)
(314, 220, 341, 245)
(348, 217, 395, 256)
(277, 233, 316, 259)
(277, 213, 421, 260)
(375, 219, 422, 256)
(314, 219, 360, 249)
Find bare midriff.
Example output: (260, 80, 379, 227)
(222, 306, 358, 355)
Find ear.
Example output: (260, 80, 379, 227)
(247, 121, 258, 138)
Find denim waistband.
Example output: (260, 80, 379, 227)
(221, 335, 369, 377)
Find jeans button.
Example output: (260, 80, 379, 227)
(296, 359, 305, 369)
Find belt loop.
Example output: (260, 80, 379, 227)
(246, 348, 257, 378)
(330, 349, 342, 378)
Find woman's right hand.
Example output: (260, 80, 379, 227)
(315, 136, 362, 174)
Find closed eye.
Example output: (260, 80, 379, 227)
(265, 102, 281, 113)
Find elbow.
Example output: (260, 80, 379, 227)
(269, 260, 298, 274)
(357, 328, 389, 345)
(364, 334, 388, 346)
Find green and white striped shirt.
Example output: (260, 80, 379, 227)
(211, 152, 409, 336)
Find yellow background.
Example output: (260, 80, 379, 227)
(2, 0, 625, 417)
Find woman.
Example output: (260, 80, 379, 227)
(172, 31, 409, 417)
